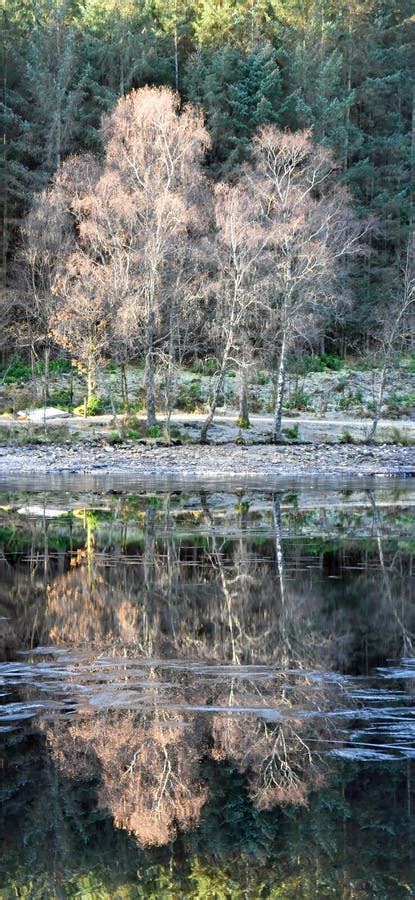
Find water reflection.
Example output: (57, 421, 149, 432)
(0, 484, 415, 896)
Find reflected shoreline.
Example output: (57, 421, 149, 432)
(1, 483, 414, 896)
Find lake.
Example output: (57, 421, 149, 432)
(0, 479, 414, 898)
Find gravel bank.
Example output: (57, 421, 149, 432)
(0, 442, 414, 485)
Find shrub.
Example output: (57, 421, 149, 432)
(191, 357, 219, 377)
(389, 427, 413, 446)
(321, 353, 343, 371)
(126, 429, 142, 440)
(49, 389, 72, 409)
(341, 429, 356, 444)
(73, 395, 103, 416)
(108, 430, 124, 444)
(252, 369, 269, 385)
(338, 389, 364, 410)
(86, 395, 104, 416)
(384, 393, 415, 419)
(127, 396, 145, 413)
(282, 424, 299, 441)
(284, 388, 312, 411)
(1, 355, 32, 383)
(335, 379, 347, 393)
(388, 392, 415, 408)
(147, 424, 161, 438)
(176, 378, 203, 412)
(32, 357, 74, 375)
(289, 352, 343, 375)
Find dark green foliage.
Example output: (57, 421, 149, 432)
(282, 423, 299, 441)
(176, 378, 204, 411)
(190, 357, 219, 376)
(147, 424, 162, 438)
(36, 357, 74, 375)
(284, 388, 313, 411)
(0, 354, 32, 383)
(48, 388, 72, 409)
(1, 736, 414, 898)
(291, 353, 344, 375)
(252, 369, 269, 385)
(185, 43, 282, 175)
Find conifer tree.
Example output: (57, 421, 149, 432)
(185, 43, 281, 176)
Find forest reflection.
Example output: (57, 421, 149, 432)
(2, 486, 414, 664)
(1, 484, 415, 856)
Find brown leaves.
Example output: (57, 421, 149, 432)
(103, 88, 209, 192)
(51, 251, 110, 365)
(45, 87, 210, 375)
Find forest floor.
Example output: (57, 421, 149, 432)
(1, 355, 415, 428)
(1, 361, 415, 483)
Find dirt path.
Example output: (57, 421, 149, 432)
(2, 410, 414, 444)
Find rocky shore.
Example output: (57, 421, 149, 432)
(0, 442, 414, 485)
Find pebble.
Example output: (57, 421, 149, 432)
(0, 442, 413, 482)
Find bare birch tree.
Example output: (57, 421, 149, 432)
(250, 128, 368, 442)
(52, 251, 112, 403)
(99, 87, 209, 429)
(200, 178, 266, 442)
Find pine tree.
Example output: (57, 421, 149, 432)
(185, 43, 281, 176)
(1, 2, 36, 283)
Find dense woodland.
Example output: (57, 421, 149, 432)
(1, 0, 414, 436)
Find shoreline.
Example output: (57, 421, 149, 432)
(0, 442, 414, 486)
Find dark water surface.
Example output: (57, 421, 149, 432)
(1, 480, 415, 898)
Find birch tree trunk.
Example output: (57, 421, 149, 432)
(237, 362, 250, 428)
(145, 331, 157, 429)
(200, 336, 232, 443)
(273, 330, 287, 442)
(120, 363, 129, 411)
(367, 363, 388, 442)
(163, 310, 176, 444)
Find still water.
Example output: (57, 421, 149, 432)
(0, 480, 415, 898)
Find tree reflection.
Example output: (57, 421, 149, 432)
(1, 487, 415, 849)
(48, 710, 207, 847)
(41, 647, 345, 848)
(1, 489, 414, 670)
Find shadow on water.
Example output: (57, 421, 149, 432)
(0, 482, 415, 897)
